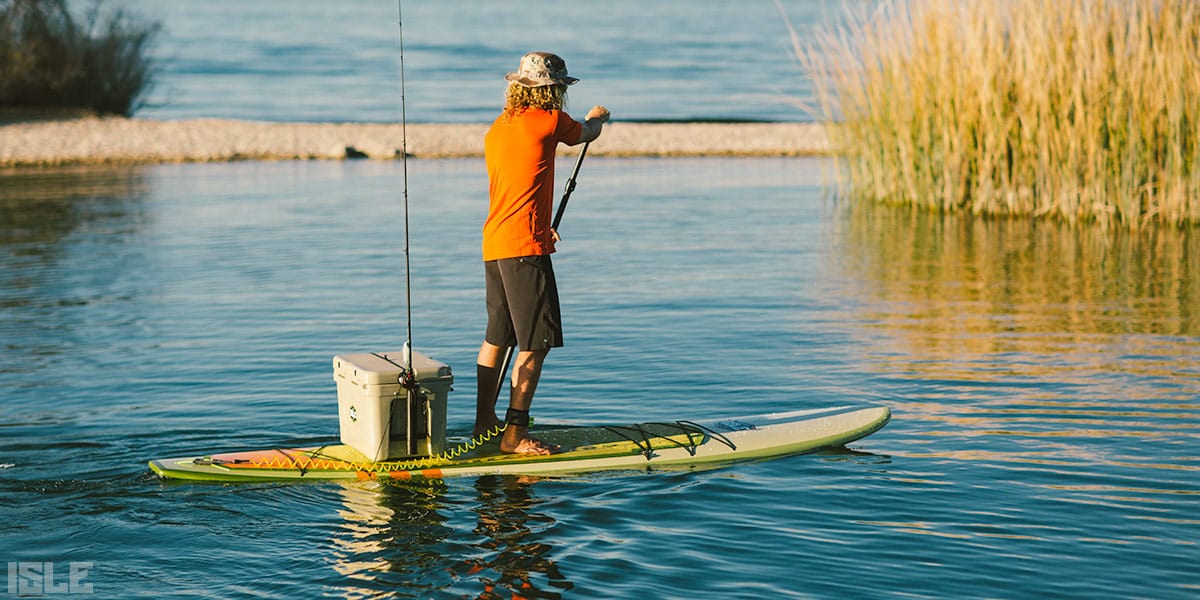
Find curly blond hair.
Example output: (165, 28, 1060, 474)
(501, 83, 567, 119)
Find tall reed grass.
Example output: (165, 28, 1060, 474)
(0, 0, 160, 116)
(796, 0, 1200, 228)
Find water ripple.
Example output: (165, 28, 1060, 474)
(3, 159, 1198, 598)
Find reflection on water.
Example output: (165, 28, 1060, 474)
(0, 167, 148, 255)
(0, 167, 151, 376)
(330, 476, 566, 598)
(835, 202, 1200, 395)
(330, 480, 454, 597)
(833, 203, 1200, 541)
(467, 475, 570, 599)
(0, 167, 149, 287)
(836, 202, 1198, 340)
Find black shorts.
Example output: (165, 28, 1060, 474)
(484, 255, 563, 352)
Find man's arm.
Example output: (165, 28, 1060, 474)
(577, 105, 611, 144)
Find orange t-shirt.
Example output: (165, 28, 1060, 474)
(482, 108, 583, 261)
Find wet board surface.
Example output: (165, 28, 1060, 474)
(148, 405, 890, 482)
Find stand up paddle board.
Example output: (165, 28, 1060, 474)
(148, 405, 889, 482)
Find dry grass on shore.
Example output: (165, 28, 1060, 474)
(798, 0, 1200, 228)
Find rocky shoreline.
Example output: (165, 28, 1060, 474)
(0, 117, 831, 167)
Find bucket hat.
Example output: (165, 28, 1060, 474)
(505, 52, 579, 87)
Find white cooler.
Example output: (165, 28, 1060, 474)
(332, 349, 453, 462)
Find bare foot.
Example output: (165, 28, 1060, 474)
(499, 425, 559, 455)
(502, 436, 559, 456)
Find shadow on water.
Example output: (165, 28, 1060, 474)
(329, 475, 570, 599)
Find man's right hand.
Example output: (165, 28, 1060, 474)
(579, 105, 610, 143)
(586, 105, 611, 123)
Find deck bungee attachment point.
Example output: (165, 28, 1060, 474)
(600, 421, 737, 459)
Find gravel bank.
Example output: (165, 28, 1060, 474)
(0, 118, 831, 167)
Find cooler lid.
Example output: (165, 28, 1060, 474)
(333, 350, 452, 385)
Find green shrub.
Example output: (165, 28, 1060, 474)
(798, 0, 1200, 228)
(0, 0, 160, 116)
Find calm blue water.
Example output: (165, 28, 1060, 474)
(6, 1, 1200, 597)
(124, 0, 842, 123)
(1, 158, 1198, 598)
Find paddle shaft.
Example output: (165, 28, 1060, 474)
(489, 144, 588, 405)
(552, 142, 590, 231)
(493, 344, 514, 407)
(492, 143, 589, 408)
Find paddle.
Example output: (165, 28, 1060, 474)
(552, 141, 590, 231)
(492, 141, 591, 410)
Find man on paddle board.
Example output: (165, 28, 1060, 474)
(475, 52, 610, 455)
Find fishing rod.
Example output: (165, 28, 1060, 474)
(396, 0, 412, 360)
(396, 0, 418, 456)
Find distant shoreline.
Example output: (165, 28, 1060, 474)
(0, 117, 831, 167)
